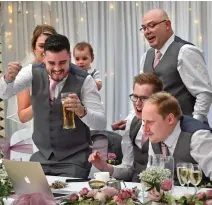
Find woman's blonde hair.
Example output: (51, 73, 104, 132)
(31, 24, 57, 52)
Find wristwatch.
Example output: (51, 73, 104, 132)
(79, 106, 87, 118)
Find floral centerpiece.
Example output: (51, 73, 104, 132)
(139, 167, 173, 205)
(59, 186, 141, 205)
(106, 153, 118, 165)
(176, 190, 212, 205)
(0, 156, 13, 205)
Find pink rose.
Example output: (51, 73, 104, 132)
(102, 187, 119, 197)
(108, 153, 117, 159)
(118, 190, 131, 200)
(206, 199, 212, 205)
(113, 195, 123, 203)
(196, 192, 205, 200)
(79, 187, 89, 196)
(148, 188, 162, 201)
(161, 179, 172, 191)
(206, 190, 212, 199)
(131, 193, 137, 200)
(86, 189, 98, 198)
(69, 193, 79, 201)
(94, 192, 106, 203)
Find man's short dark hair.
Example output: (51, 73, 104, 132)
(44, 34, 70, 53)
(133, 73, 163, 93)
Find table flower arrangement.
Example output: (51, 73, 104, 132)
(59, 186, 141, 205)
(176, 190, 212, 205)
(139, 167, 173, 205)
(0, 158, 13, 205)
(139, 167, 212, 205)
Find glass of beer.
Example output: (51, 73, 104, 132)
(61, 92, 76, 129)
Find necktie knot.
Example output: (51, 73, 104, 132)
(49, 78, 59, 103)
(161, 142, 168, 156)
(153, 50, 162, 68)
(155, 50, 162, 59)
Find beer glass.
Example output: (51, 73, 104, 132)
(61, 92, 76, 129)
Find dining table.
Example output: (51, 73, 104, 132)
(3, 175, 212, 205)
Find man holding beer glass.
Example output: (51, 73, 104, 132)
(0, 34, 106, 179)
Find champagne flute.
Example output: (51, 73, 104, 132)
(177, 162, 193, 189)
(186, 163, 193, 189)
(189, 164, 202, 192)
(176, 163, 186, 187)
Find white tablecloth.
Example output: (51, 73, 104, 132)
(3, 176, 212, 205)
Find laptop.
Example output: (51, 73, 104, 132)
(2, 160, 68, 201)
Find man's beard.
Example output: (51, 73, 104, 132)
(49, 69, 68, 82)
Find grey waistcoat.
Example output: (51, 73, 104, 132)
(31, 63, 91, 161)
(152, 115, 211, 184)
(143, 36, 195, 116)
(129, 116, 149, 182)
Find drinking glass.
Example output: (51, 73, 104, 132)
(176, 162, 193, 189)
(148, 154, 175, 189)
(189, 164, 202, 192)
(176, 162, 187, 187)
(61, 92, 76, 129)
(149, 155, 174, 174)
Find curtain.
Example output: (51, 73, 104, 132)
(0, 1, 212, 136)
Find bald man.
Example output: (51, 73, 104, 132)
(140, 9, 212, 124)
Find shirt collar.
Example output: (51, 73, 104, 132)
(163, 121, 181, 148)
(86, 67, 94, 74)
(155, 34, 175, 58)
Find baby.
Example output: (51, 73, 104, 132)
(73, 42, 102, 90)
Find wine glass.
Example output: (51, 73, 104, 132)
(186, 163, 193, 189)
(189, 164, 202, 192)
(176, 162, 193, 189)
(177, 163, 186, 187)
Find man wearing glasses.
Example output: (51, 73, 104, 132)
(89, 73, 163, 182)
(140, 8, 212, 124)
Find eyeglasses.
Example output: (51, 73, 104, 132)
(139, 20, 167, 32)
(129, 94, 149, 102)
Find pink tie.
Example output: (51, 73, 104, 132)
(141, 134, 148, 146)
(153, 50, 162, 68)
(161, 142, 168, 156)
(49, 78, 58, 104)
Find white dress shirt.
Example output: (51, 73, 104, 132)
(140, 34, 212, 122)
(0, 64, 107, 130)
(112, 114, 144, 181)
(148, 121, 212, 180)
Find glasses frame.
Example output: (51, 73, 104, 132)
(129, 94, 149, 103)
(139, 20, 167, 32)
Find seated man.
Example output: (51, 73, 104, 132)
(142, 92, 212, 184)
(89, 73, 163, 182)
